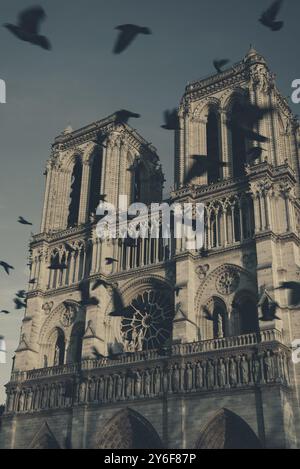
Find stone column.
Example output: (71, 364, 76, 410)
(78, 162, 91, 225)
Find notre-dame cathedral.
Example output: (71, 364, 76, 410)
(1, 48, 300, 449)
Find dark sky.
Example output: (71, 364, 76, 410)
(0, 0, 299, 402)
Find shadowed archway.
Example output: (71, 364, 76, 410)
(95, 408, 163, 449)
(195, 408, 262, 449)
(29, 422, 60, 449)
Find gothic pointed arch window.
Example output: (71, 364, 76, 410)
(88, 150, 103, 216)
(231, 102, 247, 178)
(206, 110, 221, 184)
(68, 159, 83, 227)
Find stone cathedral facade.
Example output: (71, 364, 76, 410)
(1, 48, 300, 449)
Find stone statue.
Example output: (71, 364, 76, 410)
(185, 363, 193, 391)
(144, 370, 151, 397)
(79, 381, 86, 403)
(107, 376, 114, 401)
(26, 388, 33, 411)
(98, 377, 105, 402)
(229, 358, 237, 386)
(264, 351, 275, 383)
(206, 360, 215, 389)
(134, 371, 142, 397)
(153, 367, 161, 395)
(240, 356, 249, 385)
(252, 356, 261, 384)
(18, 391, 25, 412)
(43, 355, 48, 368)
(172, 365, 180, 393)
(116, 374, 123, 400)
(54, 345, 60, 367)
(125, 374, 132, 399)
(195, 362, 203, 389)
(162, 369, 169, 394)
(217, 359, 226, 388)
(217, 314, 224, 339)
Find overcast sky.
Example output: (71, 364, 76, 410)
(0, 0, 299, 403)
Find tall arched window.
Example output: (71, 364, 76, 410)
(88, 151, 103, 215)
(206, 111, 221, 184)
(231, 102, 247, 178)
(68, 159, 83, 227)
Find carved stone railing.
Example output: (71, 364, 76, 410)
(5, 329, 291, 416)
(10, 329, 283, 383)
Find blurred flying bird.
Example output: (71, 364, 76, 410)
(18, 216, 33, 226)
(92, 278, 111, 291)
(276, 282, 300, 307)
(28, 278, 37, 284)
(161, 109, 180, 131)
(4, 6, 51, 50)
(0, 261, 14, 275)
(113, 24, 152, 54)
(16, 290, 26, 299)
(203, 306, 213, 321)
(115, 109, 141, 125)
(213, 59, 230, 73)
(184, 155, 228, 184)
(14, 298, 26, 310)
(105, 257, 118, 265)
(0, 310, 10, 315)
(259, 0, 284, 31)
(232, 103, 274, 127)
(259, 302, 280, 321)
(247, 147, 267, 163)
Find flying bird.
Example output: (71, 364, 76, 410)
(0, 310, 10, 315)
(105, 257, 118, 265)
(18, 216, 33, 226)
(213, 59, 230, 74)
(113, 24, 152, 54)
(276, 282, 300, 307)
(0, 261, 14, 275)
(48, 261, 67, 270)
(92, 278, 111, 291)
(184, 155, 228, 184)
(259, 302, 280, 321)
(161, 109, 180, 131)
(233, 103, 274, 127)
(4, 6, 51, 50)
(28, 278, 37, 284)
(203, 306, 213, 321)
(247, 147, 267, 163)
(14, 298, 26, 310)
(114, 109, 141, 125)
(16, 290, 26, 299)
(259, 0, 284, 31)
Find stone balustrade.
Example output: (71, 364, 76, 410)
(5, 330, 291, 415)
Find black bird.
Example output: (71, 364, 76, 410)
(276, 282, 300, 307)
(0, 261, 14, 275)
(14, 298, 26, 310)
(213, 59, 230, 74)
(259, 0, 284, 31)
(48, 261, 67, 270)
(18, 216, 33, 226)
(233, 103, 274, 127)
(115, 109, 141, 125)
(241, 126, 270, 143)
(184, 155, 228, 184)
(113, 24, 151, 54)
(63, 243, 76, 253)
(16, 290, 26, 299)
(4, 6, 51, 50)
(0, 310, 10, 315)
(247, 147, 267, 163)
(28, 278, 37, 284)
(98, 194, 107, 202)
(105, 257, 118, 265)
(259, 302, 280, 321)
(92, 278, 111, 291)
(161, 109, 180, 131)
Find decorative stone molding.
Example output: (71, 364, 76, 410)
(216, 268, 240, 295)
